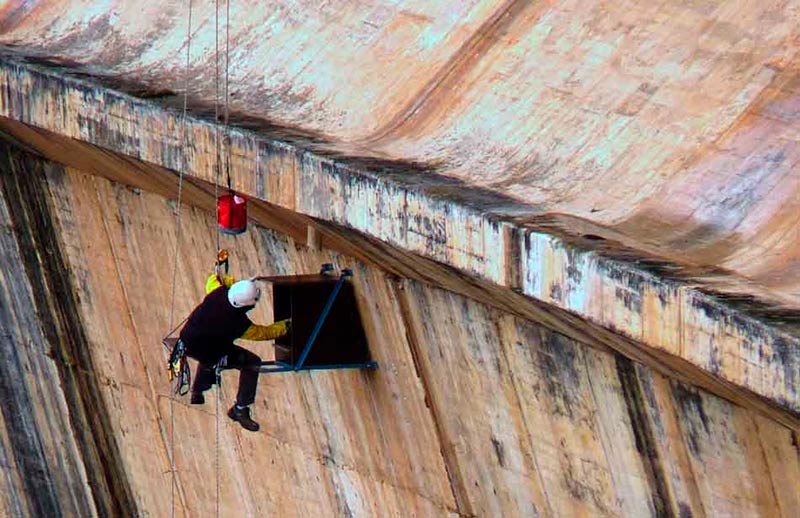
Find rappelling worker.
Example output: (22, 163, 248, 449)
(178, 267, 290, 432)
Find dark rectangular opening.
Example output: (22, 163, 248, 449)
(272, 275, 371, 367)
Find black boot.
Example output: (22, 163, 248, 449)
(227, 405, 259, 432)
(190, 391, 205, 405)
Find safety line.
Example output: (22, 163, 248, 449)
(214, 3, 221, 515)
(214, 0, 222, 256)
(215, 366, 222, 518)
(224, 0, 232, 192)
(168, 1, 193, 517)
(212, 2, 231, 516)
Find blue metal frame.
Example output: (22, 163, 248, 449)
(260, 360, 378, 373)
(259, 268, 378, 375)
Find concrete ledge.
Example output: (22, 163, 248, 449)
(0, 58, 797, 424)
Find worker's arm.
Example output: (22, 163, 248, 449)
(207, 270, 291, 340)
(205, 273, 236, 294)
(240, 319, 291, 341)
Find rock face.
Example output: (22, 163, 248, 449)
(1, 142, 798, 516)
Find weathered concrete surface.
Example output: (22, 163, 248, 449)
(1, 143, 798, 516)
(0, 59, 797, 429)
(0, 4, 799, 511)
(0, 144, 135, 516)
(0, 0, 798, 311)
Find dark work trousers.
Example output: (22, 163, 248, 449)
(191, 345, 262, 407)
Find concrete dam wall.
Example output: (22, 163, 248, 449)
(0, 1, 798, 515)
(1, 141, 798, 516)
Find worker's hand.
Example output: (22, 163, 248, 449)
(275, 318, 292, 337)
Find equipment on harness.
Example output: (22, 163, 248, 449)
(163, 249, 232, 398)
(165, 338, 191, 396)
(216, 248, 229, 278)
(164, 334, 229, 399)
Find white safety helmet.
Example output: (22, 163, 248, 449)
(227, 279, 260, 308)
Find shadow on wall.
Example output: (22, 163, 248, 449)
(611, 64, 800, 304)
(613, 214, 744, 268)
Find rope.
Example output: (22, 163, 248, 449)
(212, 3, 230, 516)
(213, 3, 220, 513)
(215, 365, 222, 518)
(169, 0, 194, 349)
(168, 0, 194, 516)
(291, 289, 295, 364)
(214, 0, 222, 255)
(224, 0, 233, 192)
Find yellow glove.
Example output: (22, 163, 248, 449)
(275, 319, 292, 336)
(241, 319, 292, 341)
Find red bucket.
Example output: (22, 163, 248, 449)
(217, 193, 247, 235)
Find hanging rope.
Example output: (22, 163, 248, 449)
(168, 1, 194, 517)
(212, 1, 231, 516)
(213, 6, 236, 513)
(213, 2, 221, 514)
(215, 363, 223, 518)
(224, 0, 233, 192)
(162, 3, 235, 516)
(214, 0, 222, 256)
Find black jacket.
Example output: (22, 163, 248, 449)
(179, 287, 254, 365)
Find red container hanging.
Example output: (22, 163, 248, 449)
(217, 193, 247, 235)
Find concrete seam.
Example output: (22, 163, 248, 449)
(581, 349, 624, 517)
(392, 278, 474, 517)
(492, 314, 554, 517)
(665, 379, 708, 517)
(750, 416, 785, 517)
(614, 355, 673, 517)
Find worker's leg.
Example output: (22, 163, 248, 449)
(225, 345, 262, 407)
(187, 361, 217, 405)
(192, 362, 217, 394)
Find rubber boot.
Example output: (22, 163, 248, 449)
(190, 391, 205, 405)
(228, 405, 259, 432)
